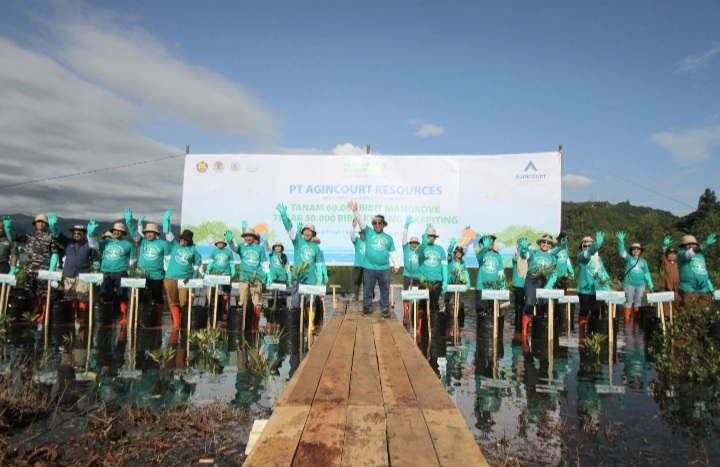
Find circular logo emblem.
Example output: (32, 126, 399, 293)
(423, 250, 441, 267)
(690, 257, 707, 276)
(482, 256, 499, 275)
(105, 244, 125, 261)
(213, 161, 224, 173)
(142, 244, 162, 261)
(242, 249, 260, 267)
(371, 236, 388, 251)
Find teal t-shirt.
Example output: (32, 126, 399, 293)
(555, 248, 573, 277)
(165, 241, 202, 280)
(137, 237, 170, 280)
(352, 236, 365, 267)
(291, 237, 321, 285)
(99, 239, 136, 273)
(475, 248, 504, 290)
(512, 254, 526, 288)
(525, 249, 558, 277)
(361, 227, 395, 270)
(208, 246, 235, 276)
(621, 254, 651, 287)
(403, 244, 419, 278)
(268, 251, 288, 283)
(576, 245, 606, 294)
(417, 243, 446, 282)
(677, 250, 711, 293)
(448, 258, 469, 285)
(236, 243, 268, 283)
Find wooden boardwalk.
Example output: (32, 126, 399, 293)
(244, 300, 488, 466)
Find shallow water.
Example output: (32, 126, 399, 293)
(3, 290, 720, 465)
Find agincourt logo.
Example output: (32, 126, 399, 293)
(516, 160, 546, 180)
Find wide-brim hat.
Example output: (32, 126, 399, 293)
(409, 236, 420, 244)
(144, 222, 161, 234)
(679, 235, 698, 247)
(102, 230, 112, 238)
(180, 229, 194, 244)
(273, 241, 284, 251)
(580, 236, 594, 249)
(629, 242, 644, 252)
(371, 215, 388, 226)
(111, 222, 126, 233)
(242, 227, 258, 239)
(69, 224, 87, 232)
(665, 247, 677, 255)
(536, 234, 555, 246)
(453, 246, 465, 256)
(426, 227, 439, 237)
(32, 214, 48, 225)
(214, 236, 227, 245)
(301, 223, 317, 236)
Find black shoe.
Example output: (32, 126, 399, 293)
(362, 309, 372, 316)
(382, 310, 391, 318)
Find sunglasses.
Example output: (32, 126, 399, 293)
(372, 221, 384, 226)
(540, 240, 551, 245)
(631, 247, 641, 250)
(72, 231, 84, 235)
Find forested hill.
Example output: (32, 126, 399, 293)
(560, 189, 720, 285)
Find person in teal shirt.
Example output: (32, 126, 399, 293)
(125, 209, 172, 326)
(163, 211, 202, 329)
(518, 234, 558, 336)
(350, 218, 365, 301)
(96, 221, 137, 327)
(347, 201, 399, 317)
(676, 233, 717, 311)
(554, 233, 575, 292)
(512, 241, 528, 331)
(443, 241, 471, 326)
(227, 224, 269, 331)
(415, 225, 448, 316)
(576, 233, 607, 340)
(206, 235, 237, 320)
(616, 232, 654, 319)
(401, 216, 421, 325)
(473, 233, 505, 317)
(264, 240, 291, 309)
(276, 203, 323, 312)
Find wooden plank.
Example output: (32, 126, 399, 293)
(423, 409, 488, 466)
(386, 406, 440, 466)
(293, 406, 347, 467)
(313, 318, 357, 406)
(348, 319, 383, 406)
(276, 316, 343, 407)
(243, 406, 309, 467)
(374, 321, 419, 407)
(341, 406, 388, 467)
(386, 319, 456, 410)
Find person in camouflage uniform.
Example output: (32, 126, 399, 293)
(14, 214, 64, 316)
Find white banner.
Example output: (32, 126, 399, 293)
(181, 152, 561, 266)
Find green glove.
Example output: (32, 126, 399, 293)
(545, 276, 557, 289)
(48, 213, 59, 237)
(230, 262, 236, 278)
(322, 265, 329, 284)
(701, 233, 717, 250)
(49, 253, 59, 272)
(518, 238, 530, 250)
(224, 230, 234, 243)
(663, 235, 672, 249)
(296, 222, 303, 236)
(9, 265, 17, 275)
(242, 220, 248, 232)
(315, 264, 325, 284)
(447, 238, 456, 255)
(404, 216, 412, 229)
(2, 217, 12, 242)
(92, 261, 100, 272)
(276, 203, 287, 217)
(206, 260, 215, 275)
(163, 209, 173, 234)
(482, 235, 492, 249)
(595, 231, 605, 249)
(87, 219, 98, 237)
(123, 208, 133, 223)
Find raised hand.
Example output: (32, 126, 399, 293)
(137, 215, 145, 227)
(224, 230, 234, 243)
(347, 200, 358, 211)
(276, 203, 287, 216)
(2, 216, 11, 230)
(663, 235, 672, 248)
(242, 220, 248, 232)
(163, 209, 173, 222)
(705, 233, 717, 247)
(297, 222, 303, 235)
(518, 237, 530, 249)
(123, 208, 133, 222)
(482, 235, 492, 249)
(595, 231, 605, 247)
(561, 236, 568, 246)
(87, 219, 98, 237)
(262, 232, 269, 244)
(48, 213, 58, 227)
(404, 216, 412, 228)
(615, 231, 626, 241)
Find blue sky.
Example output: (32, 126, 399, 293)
(1, 0, 719, 221)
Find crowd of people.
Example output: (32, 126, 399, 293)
(1, 204, 717, 341)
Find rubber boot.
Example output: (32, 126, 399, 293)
(36, 294, 46, 323)
(403, 301, 410, 326)
(169, 326, 179, 346)
(170, 306, 181, 329)
(119, 326, 127, 343)
(119, 301, 128, 326)
(579, 315, 588, 341)
(223, 296, 229, 321)
(521, 315, 531, 337)
(416, 309, 425, 338)
(78, 301, 87, 325)
(624, 307, 631, 328)
(156, 303, 164, 327)
(253, 305, 262, 331)
(522, 336, 530, 354)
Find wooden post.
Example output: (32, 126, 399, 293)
(300, 298, 305, 340)
(187, 287, 193, 337)
(330, 285, 340, 310)
(308, 296, 315, 348)
(213, 284, 220, 329)
(241, 286, 247, 332)
(86, 284, 94, 371)
(608, 302, 614, 345)
(669, 302, 673, 326)
(454, 291, 460, 344)
(658, 303, 666, 333)
(0, 283, 6, 316)
(44, 281, 52, 348)
(566, 303, 571, 336)
(492, 299, 499, 342)
(547, 298, 554, 341)
(427, 304, 432, 341)
(413, 300, 418, 339)
(134, 286, 140, 332)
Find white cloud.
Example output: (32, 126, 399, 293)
(649, 125, 720, 164)
(562, 174, 595, 189)
(0, 4, 278, 221)
(408, 119, 445, 138)
(332, 143, 371, 155)
(677, 44, 720, 74)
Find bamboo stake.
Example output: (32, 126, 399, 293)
(454, 291, 460, 345)
(299, 297, 305, 341)
(413, 300, 418, 339)
(548, 298, 554, 342)
(0, 283, 6, 316)
(213, 284, 219, 328)
(493, 299, 499, 342)
(658, 302, 666, 333)
(187, 286, 193, 337)
(608, 303, 614, 346)
(44, 281, 51, 348)
(86, 284, 94, 371)
(2, 283, 10, 315)
(134, 286, 140, 332)
(566, 303, 571, 336)
(308, 296, 315, 348)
